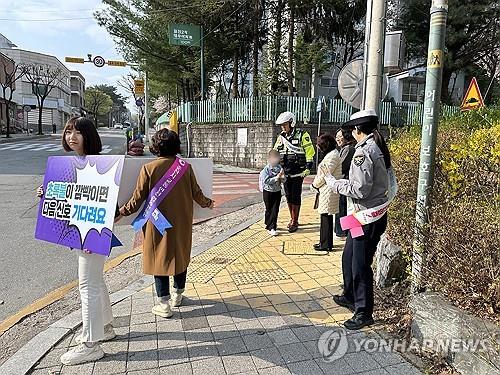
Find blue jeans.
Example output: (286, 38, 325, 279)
(154, 270, 187, 298)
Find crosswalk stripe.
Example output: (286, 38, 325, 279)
(8, 143, 38, 150)
(29, 144, 58, 151)
(0, 143, 32, 150)
(213, 189, 259, 195)
(213, 184, 254, 188)
(100, 146, 112, 154)
(47, 146, 64, 152)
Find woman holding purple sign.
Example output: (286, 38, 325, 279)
(37, 117, 116, 366)
(116, 129, 214, 319)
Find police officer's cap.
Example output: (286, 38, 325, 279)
(342, 109, 378, 131)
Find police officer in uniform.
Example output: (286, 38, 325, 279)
(274, 111, 315, 233)
(322, 109, 392, 330)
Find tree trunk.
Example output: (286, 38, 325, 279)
(271, 0, 283, 94)
(441, 68, 453, 104)
(186, 79, 191, 102)
(232, 52, 239, 99)
(5, 100, 11, 138)
(252, 0, 261, 97)
(37, 99, 44, 135)
(287, 5, 295, 96)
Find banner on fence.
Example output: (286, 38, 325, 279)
(35, 155, 125, 256)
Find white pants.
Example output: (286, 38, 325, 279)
(78, 252, 113, 343)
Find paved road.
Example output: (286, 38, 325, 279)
(0, 129, 134, 322)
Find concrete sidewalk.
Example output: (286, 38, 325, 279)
(25, 196, 421, 375)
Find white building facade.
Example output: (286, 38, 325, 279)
(70, 70, 85, 116)
(0, 40, 72, 131)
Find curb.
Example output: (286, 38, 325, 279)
(0, 248, 141, 335)
(0, 212, 265, 375)
(0, 276, 153, 375)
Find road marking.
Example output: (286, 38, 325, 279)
(100, 145, 112, 154)
(0, 144, 23, 150)
(0, 247, 142, 335)
(213, 184, 253, 189)
(213, 189, 258, 195)
(9, 143, 39, 150)
(47, 145, 64, 152)
(29, 144, 58, 151)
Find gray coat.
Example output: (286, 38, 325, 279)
(327, 134, 389, 213)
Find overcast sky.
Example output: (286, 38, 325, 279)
(0, 0, 137, 111)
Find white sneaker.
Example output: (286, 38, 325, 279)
(152, 302, 173, 318)
(170, 292, 183, 307)
(75, 324, 116, 345)
(269, 229, 278, 236)
(334, 235, 347, 242)
(60, 343, 104, 365)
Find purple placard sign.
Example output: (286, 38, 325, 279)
(35, 155, 124, 256)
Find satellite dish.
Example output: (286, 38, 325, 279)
(338, 59, 388, 109)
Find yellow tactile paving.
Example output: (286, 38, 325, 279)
(185, 195, 356, 327)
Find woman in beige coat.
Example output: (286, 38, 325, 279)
(311, 133, 343, 251)
(117, 129, 213, 318)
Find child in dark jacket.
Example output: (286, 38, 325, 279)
(259, 150, 285, 236)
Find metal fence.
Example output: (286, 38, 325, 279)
(175, 96, 459, 126)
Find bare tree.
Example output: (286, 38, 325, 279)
(118, 73, 144, 133)
(0, 55, 26, 138)
(24, 64, 63, 135)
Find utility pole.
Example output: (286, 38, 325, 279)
(144, 69, 150, 140)
(362, 0, 386, 115)
(411, 0, 449, 293)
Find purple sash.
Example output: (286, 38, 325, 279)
(132, 157, 189, 233)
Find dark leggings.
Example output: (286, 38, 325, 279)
(335, 195, 348, 237)
(342, 214, 387, 316)
(284, 176, 304, 205)
(154, 270, 187, 298)
(319, 214, 333, 249)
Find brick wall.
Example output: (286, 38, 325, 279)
(180, 121, 343, 169)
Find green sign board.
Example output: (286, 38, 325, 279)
(168, 24, 201, 47)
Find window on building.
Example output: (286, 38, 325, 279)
(320, 77, 332, 87)
(402, 80, 425, 102)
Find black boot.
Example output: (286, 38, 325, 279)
(314, 244, 332, 252)
(344, 312, 374, 330)
(288, 204, 300, 233)
(333, 295, 355, 312)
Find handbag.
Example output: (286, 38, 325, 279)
(312, 185, 320, 209)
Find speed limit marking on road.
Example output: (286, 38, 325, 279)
(93, 55, 106, 68)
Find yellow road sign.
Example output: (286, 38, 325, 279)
(107, 60, 128, 67)
(134, 79, 145, 95)
(461, 77, 484, 111)
(427, 49, 442, 68)
(65, 57, 85, 64)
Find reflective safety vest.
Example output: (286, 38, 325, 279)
(274, 128, 315, 175)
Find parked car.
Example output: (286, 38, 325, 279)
(114, 123, 124, 129)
